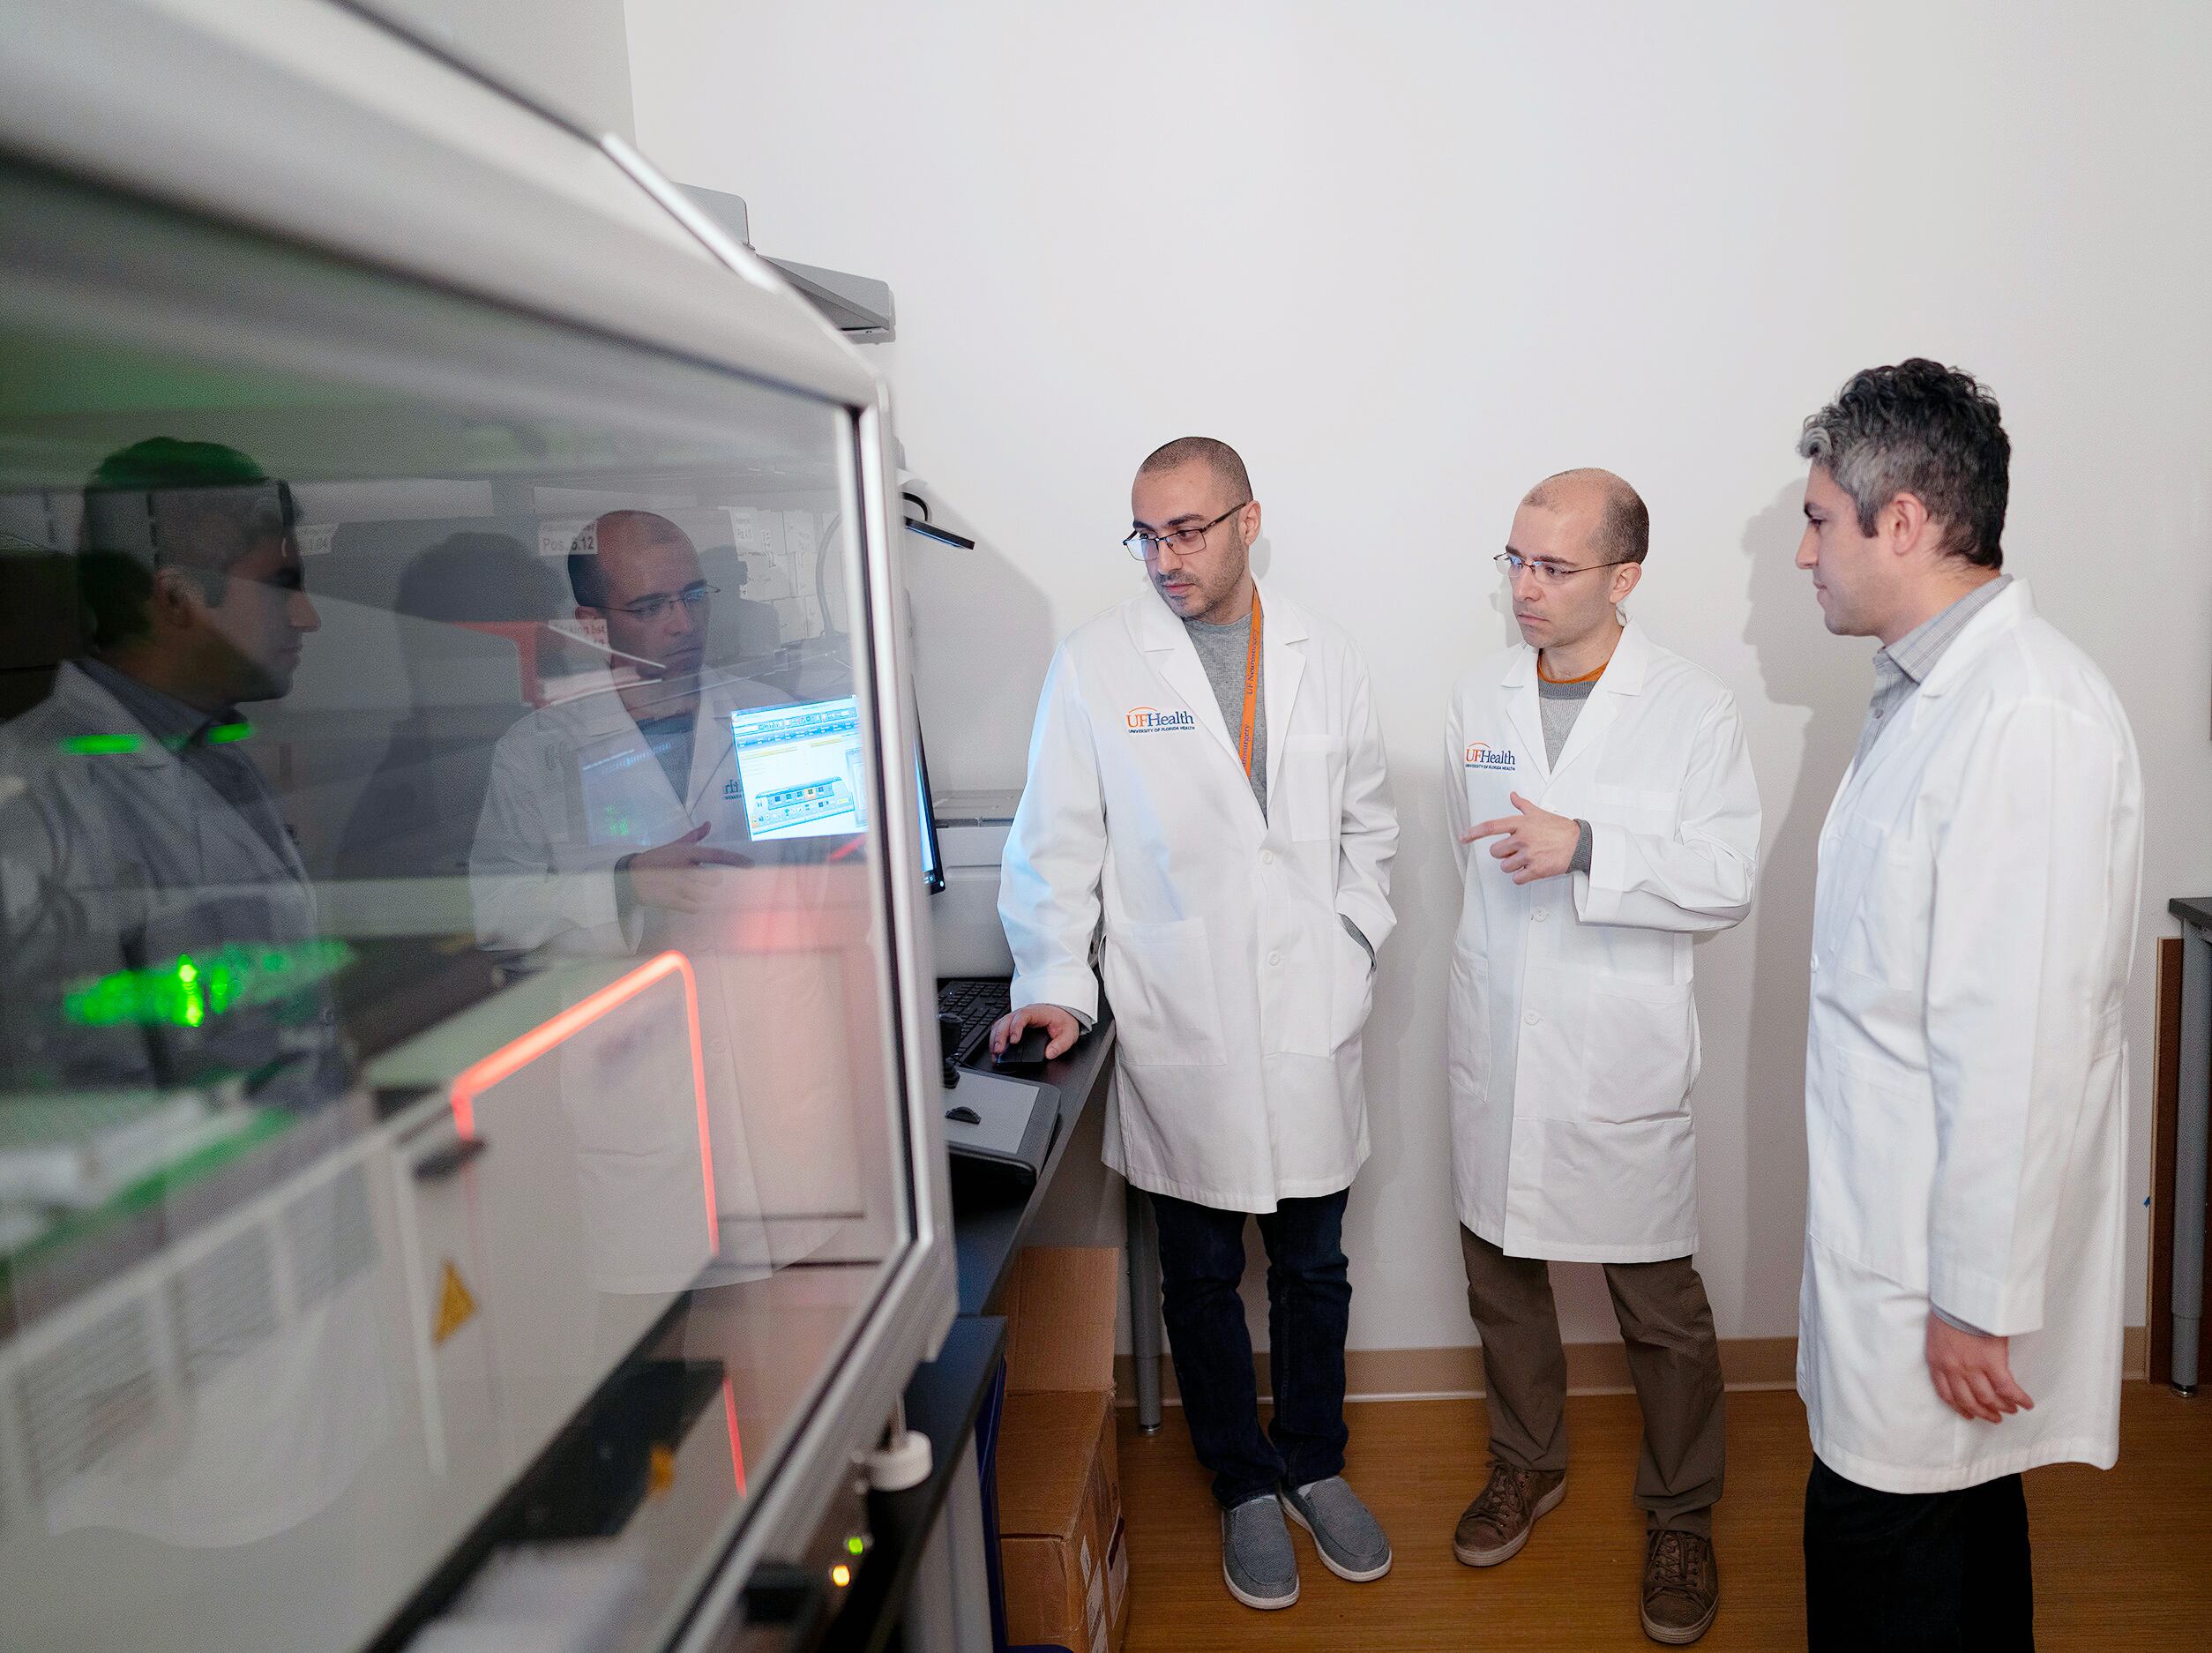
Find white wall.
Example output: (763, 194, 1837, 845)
(630, 1, 2212, 1352)
(369, 0, 636, 138)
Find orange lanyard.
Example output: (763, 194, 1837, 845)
(1237, 592, 1264, 779)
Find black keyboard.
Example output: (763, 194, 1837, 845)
(937, 976, 1012, 1067)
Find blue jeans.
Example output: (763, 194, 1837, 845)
(1149, 1187, 1352, 1508)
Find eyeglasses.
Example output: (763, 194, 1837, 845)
(1494, 551, 1633, 587)
(605, 582, 716, 621)
(1123, 503, 1251, 560)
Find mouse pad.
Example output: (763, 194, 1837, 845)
(940, 1067, 1053, 1159)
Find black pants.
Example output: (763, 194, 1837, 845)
(1150, 1187, 1351, 1508)
(1804, 1456, 2034, 1652)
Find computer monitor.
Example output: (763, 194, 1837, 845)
(727, 695, 944, 889)
(729, 698, 866, 840)
(915, 721, 945, 894)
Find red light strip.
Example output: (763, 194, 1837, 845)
(721, 1373, 748, 1496)
(446, 951, 718, 1247)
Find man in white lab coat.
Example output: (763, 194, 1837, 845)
(0, 438, 338, 1104)
(1444, 469, 1759, 1645)
(992, 438, 1398, 1612)
(473, 509, 786, 958)
(1792, 361, 2141, 1651)
(472, 509, 814, 1282)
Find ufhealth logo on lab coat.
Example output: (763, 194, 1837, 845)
(1464, 742, 1517, 771)
(1125, 707, 1198, 734)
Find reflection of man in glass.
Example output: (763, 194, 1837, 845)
(473, 509, 825, 1281)
(473, 509, 789, 947)
(0, 438, 333, 1096)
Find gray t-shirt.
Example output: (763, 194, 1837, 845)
(1537, 674, 1596, 767)
(1536, 671, 1595, 875)
(1183, 612, 1267, 817)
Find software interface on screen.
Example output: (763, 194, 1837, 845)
(915, 743, 942, 893)
(730, 697, 944, 886)
(730, 697, 868, 841)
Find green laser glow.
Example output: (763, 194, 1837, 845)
(62, 939, 355, 1028)
(61, 733, 143, 755)
(205, 721, 255, 745)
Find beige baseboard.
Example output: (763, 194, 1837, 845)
(1114, 1325, 2150, 1407)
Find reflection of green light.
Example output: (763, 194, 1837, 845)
(846, 1536, 866, 1556)
(62, 939, 355, 1028)
(59, 724, 253, 754)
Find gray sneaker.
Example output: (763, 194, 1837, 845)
(1221, 1492, 1299, 1610)
(1279, 1476, 1394, 1582)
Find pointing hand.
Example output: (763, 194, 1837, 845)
(1462, 791, 1580, 885)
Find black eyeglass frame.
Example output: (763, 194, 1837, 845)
(601, 581, 719, 620)
(1122, 502, 1252, 560)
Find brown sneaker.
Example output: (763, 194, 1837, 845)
(1640, 1528, 1718, 1644)
(1451, 1462, 1567, 1567)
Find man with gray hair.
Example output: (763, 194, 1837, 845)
(1793, 360, 2141, 1649)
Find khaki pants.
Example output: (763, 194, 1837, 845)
(1460, 1226, 1725, 1536)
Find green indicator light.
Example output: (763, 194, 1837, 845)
(206, 721, 255, 745)
(61, 733, 142, 755)
(846, 1536, 865, 1556)
(62, 939, 356, 1028)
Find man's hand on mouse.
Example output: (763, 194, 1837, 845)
(990, 1003, 1080, 1060)
(617, 821, 751, 913)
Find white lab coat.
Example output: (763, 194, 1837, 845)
(471, 668, 864, 1273)
(0, 662, 330, 1096)
(1799, 580, 2142, 1494)
(471, 667, 790, 956)
(1444, 622, 1760, 1262)
(999, 582, 1397, 1214)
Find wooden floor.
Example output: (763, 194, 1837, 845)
(1115, 1384, 2212, 1650)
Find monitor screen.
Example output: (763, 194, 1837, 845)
(915, 723, 945, 894)
(729, 697, 867, 841)
(729, 694, 945, 888)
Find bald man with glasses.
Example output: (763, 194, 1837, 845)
(1443, 470, 1760, 1644)
(995, 437, 1399, 1612)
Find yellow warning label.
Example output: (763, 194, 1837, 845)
(432, 1259, 477, 1345)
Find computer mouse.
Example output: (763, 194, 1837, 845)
(993, 1027, 1051, 1070)
(945, 1104, 982, 1126)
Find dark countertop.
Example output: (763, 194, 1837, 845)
(2171, 896, 2212, 931)
(951, 1013, 1117, 1315)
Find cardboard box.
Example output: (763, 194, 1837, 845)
(995, 1247, 1128, 1653)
